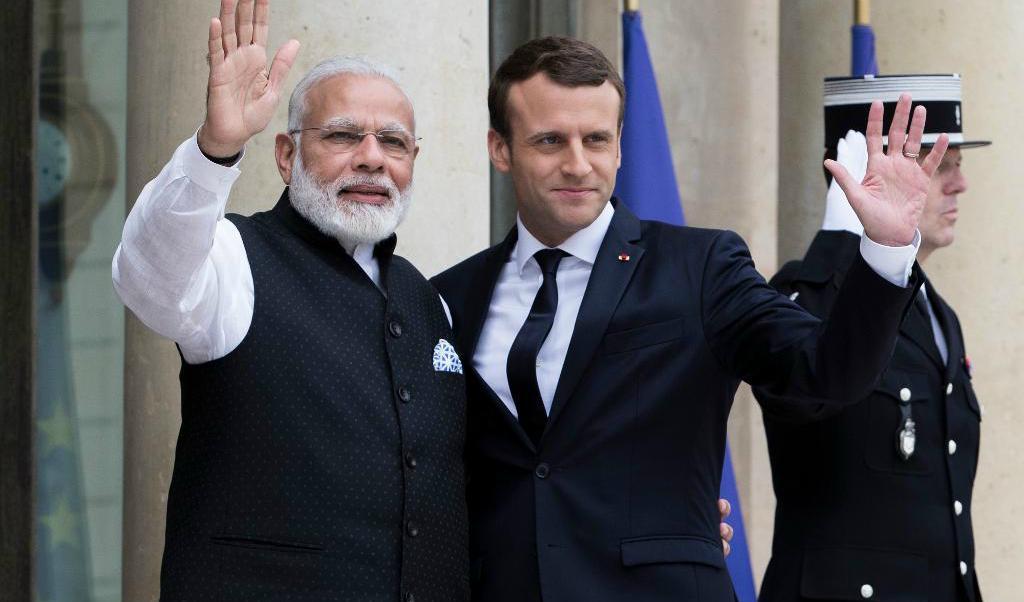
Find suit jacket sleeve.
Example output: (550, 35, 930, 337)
(700, 230, 918, 418)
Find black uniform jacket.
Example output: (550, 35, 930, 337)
(432, 202, 919, 602)
(756, 229, 982, 602)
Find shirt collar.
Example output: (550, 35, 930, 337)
(513, 201, 614, 275)
(353, 243, 375, 262)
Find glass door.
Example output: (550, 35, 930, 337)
(34, 0, 126, 599)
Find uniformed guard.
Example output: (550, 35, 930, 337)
(756, 74, 990, 602)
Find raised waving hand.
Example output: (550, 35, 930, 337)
(825, 93, 949, 247)
(197, 0, 301, 158)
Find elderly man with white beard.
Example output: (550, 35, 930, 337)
(112, 1, 468, 600)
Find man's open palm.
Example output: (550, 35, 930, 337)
(825, 93, 949, 247)
(199, 0, 300, 158)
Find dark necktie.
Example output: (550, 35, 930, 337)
(507, 248, 567, 445)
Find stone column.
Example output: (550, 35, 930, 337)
(780, 1, 1024, 597)
(580, 0, 781, 584)
(123, 1, 489, 598)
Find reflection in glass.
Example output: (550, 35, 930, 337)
(35, 0, 125, 600)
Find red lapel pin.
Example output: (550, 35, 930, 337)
(617, 253, 630, 262)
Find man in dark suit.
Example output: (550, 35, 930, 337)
(432, 38, 947, 601)
(756, 75, 989, 602)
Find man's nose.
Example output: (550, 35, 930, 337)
(945, 166, 968, 195)
(560, 140, 593, 178)
(351, 133, 387, 172)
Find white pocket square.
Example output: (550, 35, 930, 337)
(433, 339, 463, 374)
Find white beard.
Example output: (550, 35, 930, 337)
(288, 152, 412, 250)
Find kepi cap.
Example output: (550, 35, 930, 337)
(824, 74, 990, 152)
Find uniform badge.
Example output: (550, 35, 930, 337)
(432, 339, 463, 374)
(896, 389, 916, 460)
(897, 417, 916, 460)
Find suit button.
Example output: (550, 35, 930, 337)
(947, 382, 954, 395)
(405, 593, 415, 602)
(406, 521, 418, 537)
(389, 320, 403, 337)
(405, 453, 417, 469)
(535, 463, 550, 479)
(899, 387, 912, 402)
(960, 561, 968, 576)
(948, 439, 958, 455)
(954, 500, 963, 516)
(860, 583, 874, 598)
(398, 386, 412, 403)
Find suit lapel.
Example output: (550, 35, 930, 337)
(899, 277, 945, 371)
(544, 202, 644, 437)
(457, 229, 515, 360)
(455, 229, 538, 451)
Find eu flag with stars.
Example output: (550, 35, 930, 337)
(614, 9, 758, 601)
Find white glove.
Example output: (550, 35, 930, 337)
(821, 129, 868, 234)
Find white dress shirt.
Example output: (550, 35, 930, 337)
(475, 202, 919, 419)
(111, 134, 382, 364)
(474, 203, 615, 417)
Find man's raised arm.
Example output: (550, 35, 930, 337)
(112, 0, 299, 363)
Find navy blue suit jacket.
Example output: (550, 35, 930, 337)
(432, 201, 918, 602)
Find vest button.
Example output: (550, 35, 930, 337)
(535, 463, 550, 479)
(960, 561, 968, 576)
(406, 521, 418, 537)
(899, 387, 912, 402)
(954, 500, 963, 516)
(860, 583, 873, 598)
(398, 386, 412, 403)
(947, 382, 954, 395)
(405, 453, 417, 469)
(948, 439, 958, 455)
(389, 320, 403, 337)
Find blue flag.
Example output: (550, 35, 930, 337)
(615, 10, 758, 601)
(613, 10, 683, 225)
(851, 24, 878, 76)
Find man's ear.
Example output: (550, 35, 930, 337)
(487, 129, 512, 173)
(275, 132, 298, 184)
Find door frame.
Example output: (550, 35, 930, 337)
(0, 0, 38, 598)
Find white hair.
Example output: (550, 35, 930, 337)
(287, 56, 413, 133)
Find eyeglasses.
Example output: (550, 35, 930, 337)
(288, 126, 420, 158)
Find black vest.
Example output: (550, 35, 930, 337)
(160, 192, 468, 602)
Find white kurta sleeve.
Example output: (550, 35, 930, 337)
(112, 133, 255, 364)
